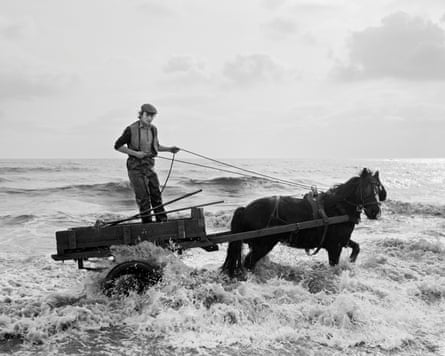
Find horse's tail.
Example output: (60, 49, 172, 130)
(221, 207, 246, 277)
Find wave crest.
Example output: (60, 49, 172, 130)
(0, 181, 133, 196)
(0, 214, 36, 225)
(384, 200, 445, 217)
(0, 165, 92, 174)
(184, 176, 293, 194)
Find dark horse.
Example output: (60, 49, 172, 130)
(222, 168, 387, 277)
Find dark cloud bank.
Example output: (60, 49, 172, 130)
(335, 12, 445, 81)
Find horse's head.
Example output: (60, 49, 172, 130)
(355, 168, 386, 219)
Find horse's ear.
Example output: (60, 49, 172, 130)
(374, 170, 380, 179)
(360, 168, 371, 177)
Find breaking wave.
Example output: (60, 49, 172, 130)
(184, 176, 302, 194)
(0, 181, 133, 197)
(189, 176, 268, 185)
(2, 159, 445, 355)
(0, 214, 36, 225)
(0, 165, 92, 174)
(384, 200, 445, 217)
(1, 239, 444, 355)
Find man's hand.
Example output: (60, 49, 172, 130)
(170, 146, 180, 154)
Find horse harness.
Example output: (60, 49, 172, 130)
(304, 191, 330, 255)
(266, 194, 329, 256)
(266, 196, 286, 227)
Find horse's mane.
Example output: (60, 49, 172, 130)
(325, 168, 373, 202)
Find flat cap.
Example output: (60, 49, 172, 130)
(140, 103, 157, 114)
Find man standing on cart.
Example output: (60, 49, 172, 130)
(114, 103, 180, 223)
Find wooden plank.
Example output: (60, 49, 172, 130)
(52, 215, 208, 259)
(180, 215, 351, 248)
(191, 208, 205, 228)
(56, 228, 119, 247)
(177, 220, 186, 239)
(63, 240, 121, 250)
(192, 207, 207, 239)
(59, 232, 192, 251)
(61, 220, 198, 246)
(65, 215, 193, 231)
(123, 226, 131, 244)
(68, 231, 77, 249)
(56, 232, 68, 255)
(51, 248, 111, 261)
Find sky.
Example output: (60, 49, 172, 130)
(1, 0, 444, 159)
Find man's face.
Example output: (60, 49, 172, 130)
(140, 111, 155, 125)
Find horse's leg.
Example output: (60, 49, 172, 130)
(327, 244, 343, 266)
(222, 207, 246, 277)
(244, 238, 279, 271)
(347, 239, 360, 263)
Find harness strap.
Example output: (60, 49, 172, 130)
(309, 202, 329, 256)
(271, 194, 329, 256)
(303, 192, 330, 256)
(266, 196, 283, 227)
(305, 192, 318, 220)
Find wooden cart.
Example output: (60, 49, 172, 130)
(52, 208, 215, 269)
(52, 206, 350, 294)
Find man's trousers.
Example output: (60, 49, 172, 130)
(128, 169, 167, 223)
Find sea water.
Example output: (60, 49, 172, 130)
(0, 157, 444, 355)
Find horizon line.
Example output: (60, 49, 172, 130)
(0, 156, 444, 160)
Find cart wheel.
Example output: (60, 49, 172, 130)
(102, 260, 162, 296)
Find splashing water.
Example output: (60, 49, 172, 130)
(0, 158, 444, 355)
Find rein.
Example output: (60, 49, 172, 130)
(308, 206, 329, 256)
(160, 153, 176, 193)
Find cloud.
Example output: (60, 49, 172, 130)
(261, 0, 340, 12)
(222, 54, 286, 87)
(334, 12, 445, 81)
(0, 112, 56, 132)
(316, 98, 445, 131)
(0, 17, 34, 40)
(289, 1, 341, 14)
(159, 55, 211, 87)
(0, 61, 78, 100)
(261, 0, 288, 11)
(136, 0, 176, 17)
(163, 55, 205, 74)
(291, 99, 445, 158)
(262, 17, 298, 37)
(70, 107, 130, 135)
(387, 102, 445, 126)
